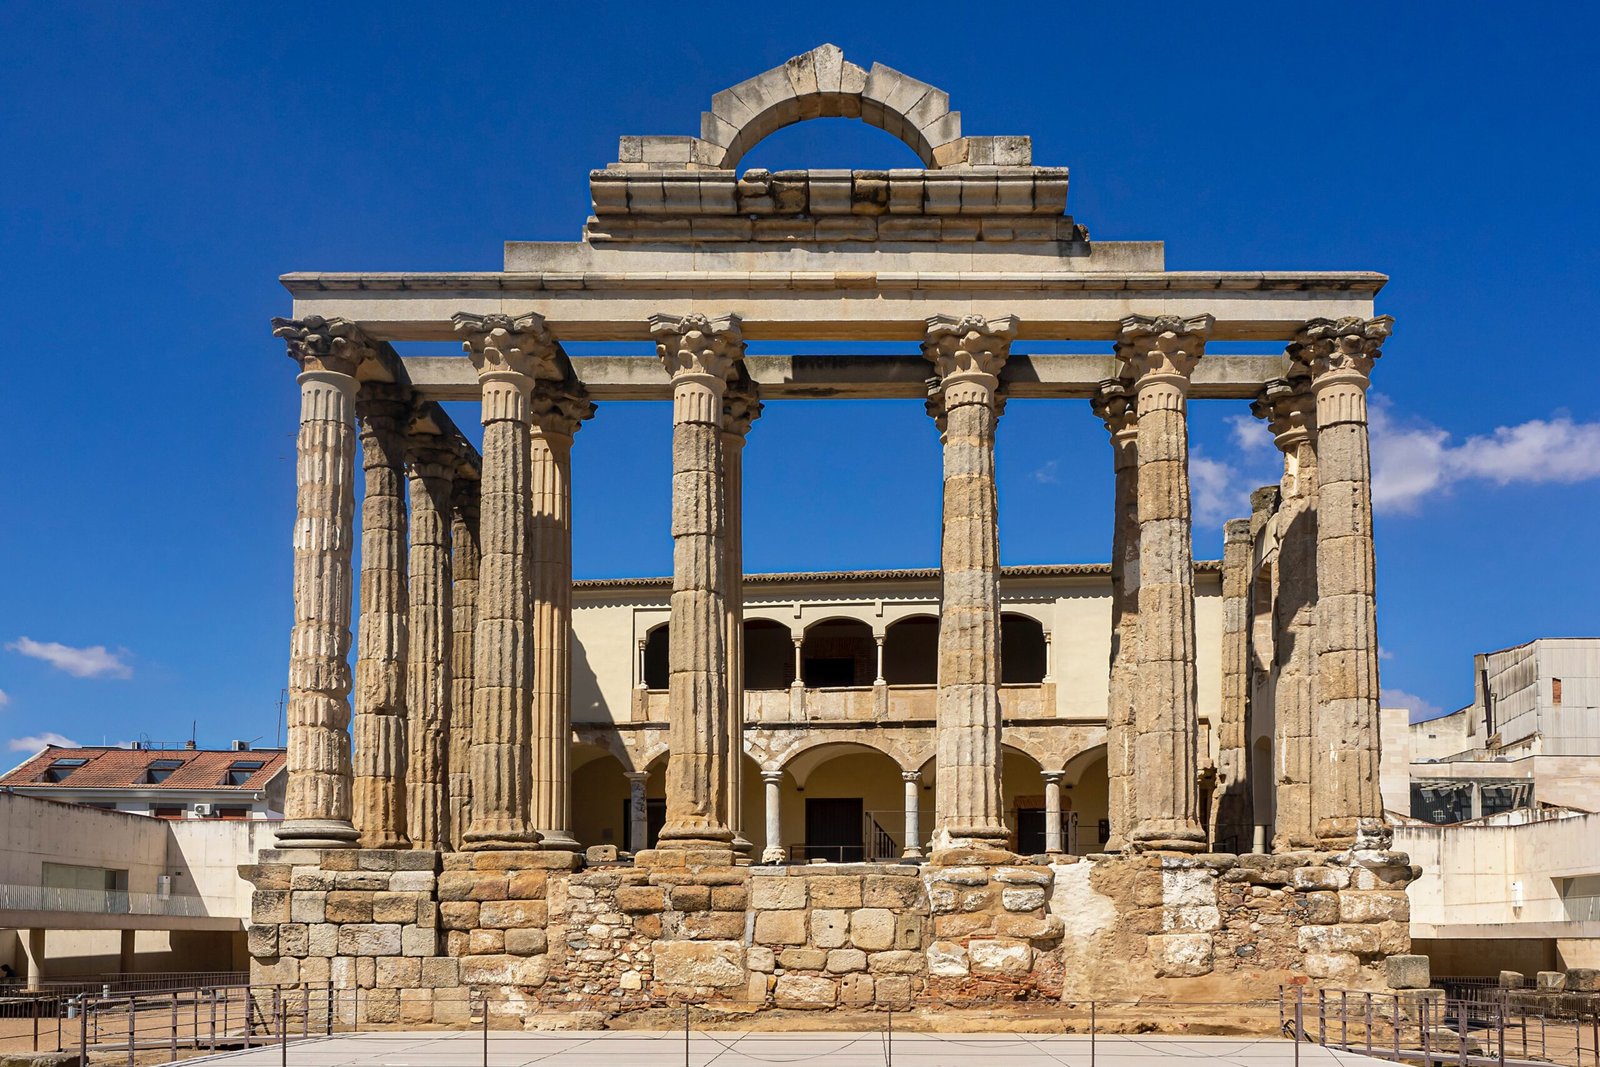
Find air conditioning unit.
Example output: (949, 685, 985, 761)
(156, 875, 172, 899)
(230, 740, 251, 751)
(193, 803, 214, 817)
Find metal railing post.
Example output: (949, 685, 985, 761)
(1393, 993, 1401, 1060)
(328, 981, 335, 1035)
(170, 989, 179, 1061)
(78, 994, 88, 1065)
(126, 994, 135, 1067)
(1341, 989, 1349, 1048)
(1365, 992, 1373, 1054)
(1458, 996, 1468, 1067)
(1294, 989, 1302, 1067)
(31, 991, 39, 1051)
(887, 1005, 893, 1067)
(1318, 988, 1326, 1046)
(1091, 1000, 1097, 1067)
(1422, 995, 1431, 1064)
(278, 984, 287, 1067)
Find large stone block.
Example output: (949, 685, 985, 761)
(1304, 953, 1360, 981)
(246, 924, 277, 958)
(876, 974, 914, 1009)
(808, 876, 864, 908)
(1386, 954, 1431, 990)
(252, 890, 290, 925)
(969, 938, 1032, 979)
(839, 972, 875, 1006)
(850, 908, 897, 951)
(375, 956, 420, 988)
(507, 870, 548, 900)
(778, 947, 827, 970)
(750, 876, 806, 910)
(1339, 890, 1410, 924)
(505, 928, 548, 956)
(864, 875, 921, 909)
(479, 899, 547, 928)
(774, 974, 837, 1009)
(336, 923, 402, 957)
(324, 891, 373, 923)
(389, 870, 435, 893)
(1298, 924, 1380, 956)
(372, 892, 420, 923)
(811, 909, 849, 949)
(616, 885, 665, 913)
(459, 953, 547, 986)
(654, 940, 745, 988)
(278, 923, 309, 957)
(401, 925, 438, 956)
(678, 911, 745, 940)
(420, 957, 460, 987)
(1149, 933, 1214, 978)
(755, 909, 808, 945)
(440, 902, 479, 930)
(1537, 970, 1567, 992)
(1002, 886, 1047, 912)
(826, 948, 868, 973)
(927, 940, 969, 977)
(868, 950, 922, 975)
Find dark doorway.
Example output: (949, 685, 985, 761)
(804, 797, 864, 862)
(803, 658, 856, 688)
(648, 798, 666, 848)
(1015, 806, 1046, 855)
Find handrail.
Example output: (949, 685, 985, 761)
(0, 883, 214, 918)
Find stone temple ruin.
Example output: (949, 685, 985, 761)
(248, 44, 1416, 1024)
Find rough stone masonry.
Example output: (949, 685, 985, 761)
(251, 43, 1415, 1024)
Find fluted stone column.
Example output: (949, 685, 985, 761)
(652, 312, 743, 851)
(761, 770, 786, 863)
(1115, 313, 1212, 853)
(270, 315, 366, 848)
(1253, 376, 1319, 851)
(1092, 378, 1139, 852)
(626, 771, 650, 853)
(404, 431, 455, 852)
(353, 382, 411, 850)
(900, 770, 923, 861)
(528, 381, 594, 852)
(721, 376, 761, 858)
(1212, 517, 1254, 852)
(447, 469, 480, 851)
(1291, 316, 1394, 849)
(924, 313, 1017, 854)
(454, 312, 553, 850)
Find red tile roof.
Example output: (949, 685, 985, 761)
(0, 746, 285, 791)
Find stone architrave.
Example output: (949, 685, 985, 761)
(447, 465, 480, 850)
(651, 312, 744, 849)
(269, 315, 370, 848)
(1091, 378, 1139, 852)
(403, 427, 455, 852)
(454, 311, 558, 850)
(1114, 313, 1212, 853)
(528, 378, 595, 852)
(1252, 375, 1319, 851)
(720, 374, 762, 857)
(352, 382, 412, 849)
(1212, 517, 1253, 852)
(923, 312, 1017, 853)
(1291, 316, 1394, 849)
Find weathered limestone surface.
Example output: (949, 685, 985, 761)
(652, 313, 743, 848)
(1254, 376, 1319, 852)
(1092, 378, 1138, 853)
(1211, 518, 1252, 852)
(447, 473, 480, 851)
(924, 314, 1016, 852)
(404, 433, 455, 852)
(528, 380, 594, 851)
(272, 316, 365, 849)
(456, 312, 552, 850)
(1115, 314, 1211, 853)
(720, 377, 760, 856)
(1291, 317, 1393, 849)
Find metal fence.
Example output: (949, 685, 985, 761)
(0, 881, 216, 917)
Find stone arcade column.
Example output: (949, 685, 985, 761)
(761, 770, 786, 863)
(1291, 316, 1394, 849)
(1091, 378, 1140, 852)
(270, 315, 367, 848)
(901, 770, 923, 861)
(454, 312, 552, 850)
(528, 380, 595, 852)
(1042, 771, 1065, 855)
(403, 430, 455, 852)
(353, 383, 412, 849)
(1114, 314, 1213, 853)
(651, 312, 744, 851)
(625, 771, 650, 853)
(446, 466, 480, 850)
(721, 376, 761, 857)
(924, 313, 1017, 854)
(1253, 376, 1319, 851)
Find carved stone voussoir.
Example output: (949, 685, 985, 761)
(273, 315, 375, 375)
(1114, 314, 1214, 382)
(454, 312, 561, 381)
(651, 312, 745, 382)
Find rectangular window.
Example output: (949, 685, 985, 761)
(145, 759, 184, 784)
(223, 761, 265, 787)
(215, 806, 250, 820)
(43, 758, 88, 783)
(1553, 678, 1563, 706)
(150, 805, 185, 820)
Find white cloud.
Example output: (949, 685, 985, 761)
(7, 732, 79, 752)
(5, 637, 132, 679)
(1227, 413, 1274, 453)
(1190, 451, 1254, 529)
(0, 689, 9, 707)
(1383, 687, 1447, 725)
(1370, 399, 1600, 513)
(1032, 460, 1060, 485)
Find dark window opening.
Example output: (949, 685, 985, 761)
(800, 620, 874, 688)
(744, 619, 795, 690)
(1000, 614, 1047, 684)
(145, 760, 184, 784)
(883, 616, 939, 685)
(223, 761, 264, 786)
(643, 626, 669, 690)
(43, 758, 88, 783)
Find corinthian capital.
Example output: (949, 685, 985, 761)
(272, 315, 375, 375)
(453, 312, 560, 381)
(529, 380, 596, 438)
(651, 313, 744, 384)
(1289, 316, 1394, 381)
(922, 313, 1019, 385)
(1250, 376, 1316, 452)
(722, 373, 763, 438)
(1090, 378, 1138, 443)
(1114, 314, 1214, 384)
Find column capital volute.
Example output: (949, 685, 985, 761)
(1250, 376, 1316, 452)
(1289, 315, 1394, 385)
(721, 375, 763, 439)
(760, 769, 785, 785)
(922, 313, 1018, 393)
(453, 311, 560, 384)
(1090, 377, 1139, 444)
(529, 380, 596, 438)
(901, 769, 922, 783)
(1114, 313, 1213, 387)
(651, 312, 745, 386)
(273, 315, 376, 377)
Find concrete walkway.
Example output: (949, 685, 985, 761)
(181, 1030, 1396, 1066)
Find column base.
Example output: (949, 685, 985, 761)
(761, 846, 788, 865)
(1129, 827, 1208, 854)
(275, 819, 359, 849)
(461, 828, 543, 852)
(535, 829, 581, 852)
(731, 832, 755, 857)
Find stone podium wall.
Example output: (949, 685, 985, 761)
(245, 846, 1417, 1025)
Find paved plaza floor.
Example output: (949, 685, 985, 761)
(181, 1030, 1395, 1066)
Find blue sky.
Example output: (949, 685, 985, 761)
(2, 3, 1597, 752)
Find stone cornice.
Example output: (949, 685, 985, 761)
(572, 561, 1223, 591)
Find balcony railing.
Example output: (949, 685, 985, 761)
(0, 883, 213, 918)
(633, 682, 1057, 724)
